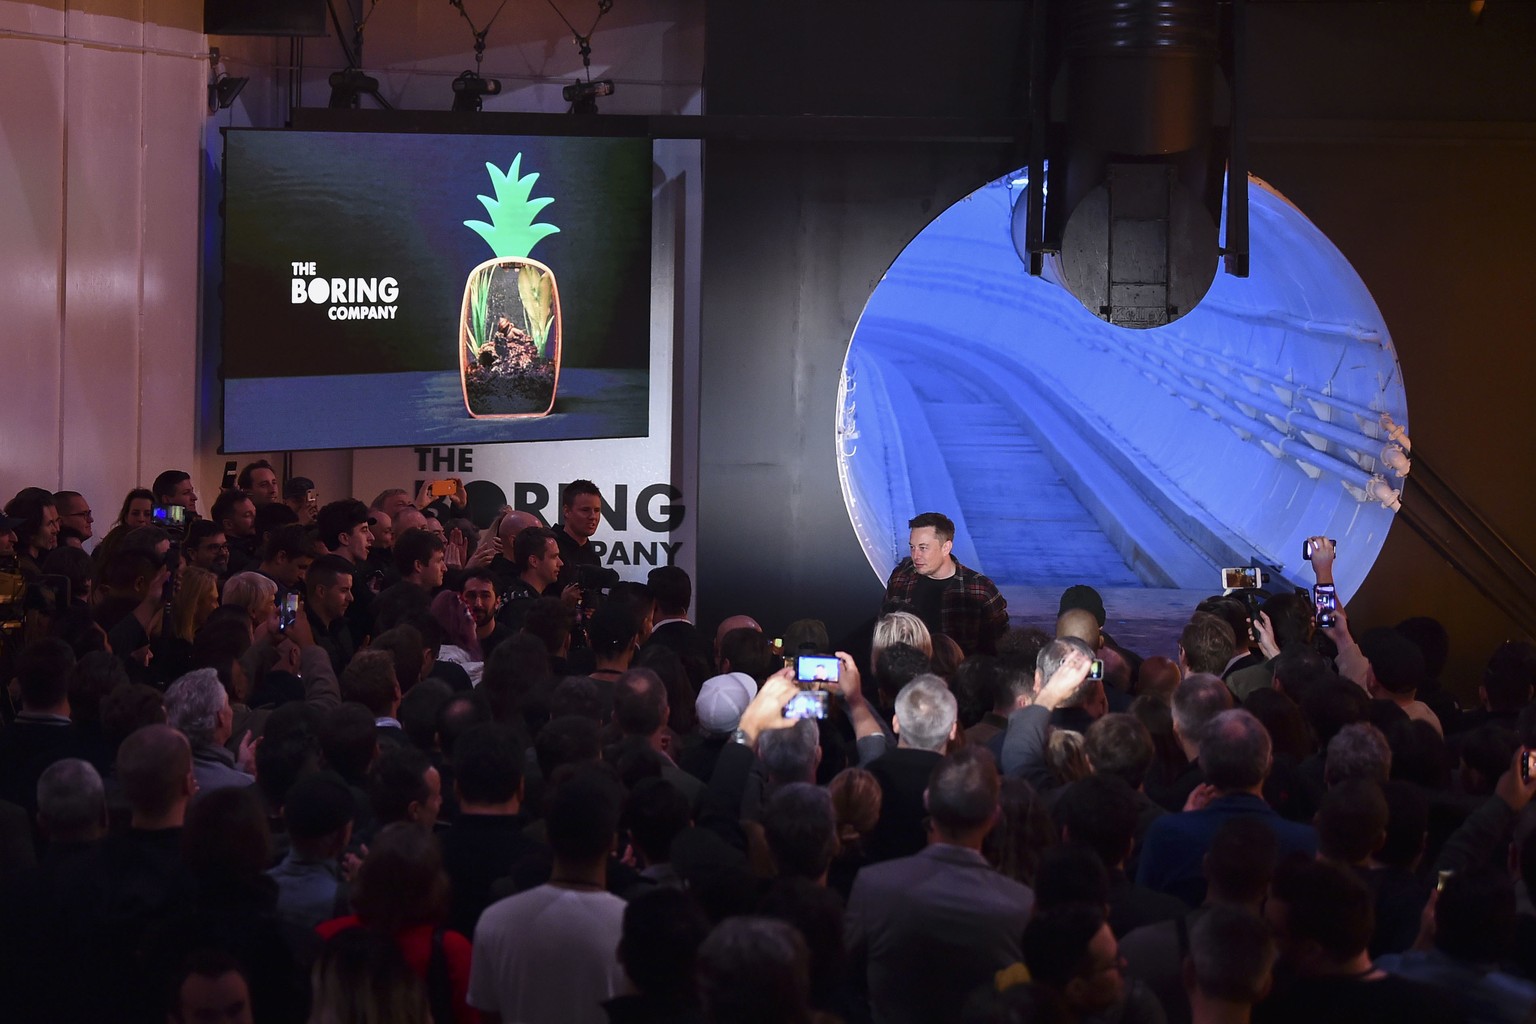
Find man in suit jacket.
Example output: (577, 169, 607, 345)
(846, 746, 1035, 1024)
(642, 566, 714, 692)
(1137, 709, 1317, 907)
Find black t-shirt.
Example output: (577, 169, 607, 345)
(910, 573, 946, 639)
(552, 524, 600, 586)
(1255, 971, 1461, 1024)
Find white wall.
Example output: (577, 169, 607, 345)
(1, 0, 205, 514)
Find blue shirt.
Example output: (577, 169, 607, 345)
(267, 849, 344, 931)
(1376, 948, 1536, 1024)
(1135, 792, 1317, 906)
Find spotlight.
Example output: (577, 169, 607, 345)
(562, 79, 614, 114)
(452, 71, 501, 113)
(329, 68, 381, 109)
(207, 71, 248, 114)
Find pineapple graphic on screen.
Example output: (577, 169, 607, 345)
(459, 154, 563, 417)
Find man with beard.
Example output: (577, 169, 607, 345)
(182, 519, 231, 579)
(460, 568, 514, 660)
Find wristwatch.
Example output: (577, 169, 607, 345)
(730, 728, 752, 747)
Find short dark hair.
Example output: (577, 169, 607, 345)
(393, 528, 444, 578)
(1436, 868, 1517, 963)
(150, 470, 190, 503)
(1258, 591, 1314, 651)
(235, 460, 274, 491)
(589, 603, 640, 657)
(546, 764, 622, 862)
(561, 479, 601, 509)
(1052, 775, 1138, 870)
(210, 488, 251, 528)
(1359, 627, 1428, 696)
(952, 655, 1009, 727)
(926, 746, 1000, 834)
(1021, 903, 1107, 991)
(1195, 597, 1250, 651)
(550, 676, 605, 722)
(719, 627, 775, 683)
(369, 746, 433, 827)
(522, 597, 576, 656)
(762, 783, 838, 880)
(371, 625, 426, 693)
(1084, 713, 1155, 789)
(1270, 645, 1337, 706)
(1376, 779, 1429, 869)
(1270, 855, 1373, 963)
(622, 777, 690, 865)
(906, 511, 955, 541)
(614, 668, 667, 737)
(1482, 641, 1536, 713)
(458, 567, 497, 595)
(320, 703, 378, 780)
(535, 715, 602, 780)
(1171, 673, 1233, 745)
(262, 523, 312, 563)
(350, 822, 448, 932)
(1189, 906, 1275, 1003)
(116, 724, 191, 818)
(283, 771, 355, 840)
(512, 526, 558, 574)
(647, 565, 691, 615)
(452, 723, 525, 805)
(341, 649, 399, 716)
(284, 476, 315, 503)
(618, 889, 710, 1000)
(182, 517, 226, 553)
(1316, 779, 1388, 864)
(254, 501, 299, 540)
(1181, 613, 1237, 675)
(307, 554, 356, 595)
(16, 638, 75, 709)
(317, 499, 370, 551)
(398, 679, 451, 751)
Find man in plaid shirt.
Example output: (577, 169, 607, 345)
(883, 512, 1009, 656)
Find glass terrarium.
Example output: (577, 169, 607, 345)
(459, 256, 562, 418)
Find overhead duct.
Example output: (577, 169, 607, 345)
(1014, 0, 1245, 328)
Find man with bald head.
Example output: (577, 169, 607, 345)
(1056, 607, 1132, 712)
(487, 509, 545, 598)
(1060, 584, 1144, 686)
(714, 614, 761, 663)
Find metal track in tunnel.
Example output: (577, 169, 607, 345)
(885, 349, 1143, 588)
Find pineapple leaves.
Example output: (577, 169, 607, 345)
(463, 155, 561, 259)
(516, 264, 555, 357)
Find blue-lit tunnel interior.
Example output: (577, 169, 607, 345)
(837, 171, 1406, 601)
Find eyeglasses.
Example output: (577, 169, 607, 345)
(65, 509, 94, 521)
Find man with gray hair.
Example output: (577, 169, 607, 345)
(1147, 672, 1234, 811)
(1323, 720, 1392, 788)
(36, 757, 107, 845)
(163, 668, 254, 794)
(1136, 709, 1317, 907)
(1000, 638, 1105, 789)
(865, 674, 959, 861)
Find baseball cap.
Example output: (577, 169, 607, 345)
(1059, 584, 1106, 627)
(695, 671, 759, 734)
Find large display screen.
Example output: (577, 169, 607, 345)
(221, 130, 653, 452)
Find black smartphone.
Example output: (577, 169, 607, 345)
(1302, 538, 1338, 560)
(1313, 586, 1338, 629)
(795, 655, 841, 685)
(783, 690, 830, 721)
(278, 592, 300, 633)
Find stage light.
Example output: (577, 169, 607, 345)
(562, 79, 614, 115)
(210, 73, 248, 112)
(329, 68, 382, 109)
(452, 71, 501, 113)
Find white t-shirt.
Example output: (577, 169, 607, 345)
(468, 883, 627, 1024)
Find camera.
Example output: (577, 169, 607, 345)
(1302, 538, 1338, 560)
(795, 655, 841, 685)
(153, 503, 188, 540)
(782, 690, 830, 721)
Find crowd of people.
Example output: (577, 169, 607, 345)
(0, 476, 1533, 1024)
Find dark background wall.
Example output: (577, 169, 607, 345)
(697, 0, 1536, 698)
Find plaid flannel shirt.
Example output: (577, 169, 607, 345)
(883, 557, 1009, 656)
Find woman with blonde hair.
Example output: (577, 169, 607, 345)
(222, 571, 278, 633)
(871, 611, 932, 670)
(170, 565, 220, 643)
(309, 926, 433, 1024)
